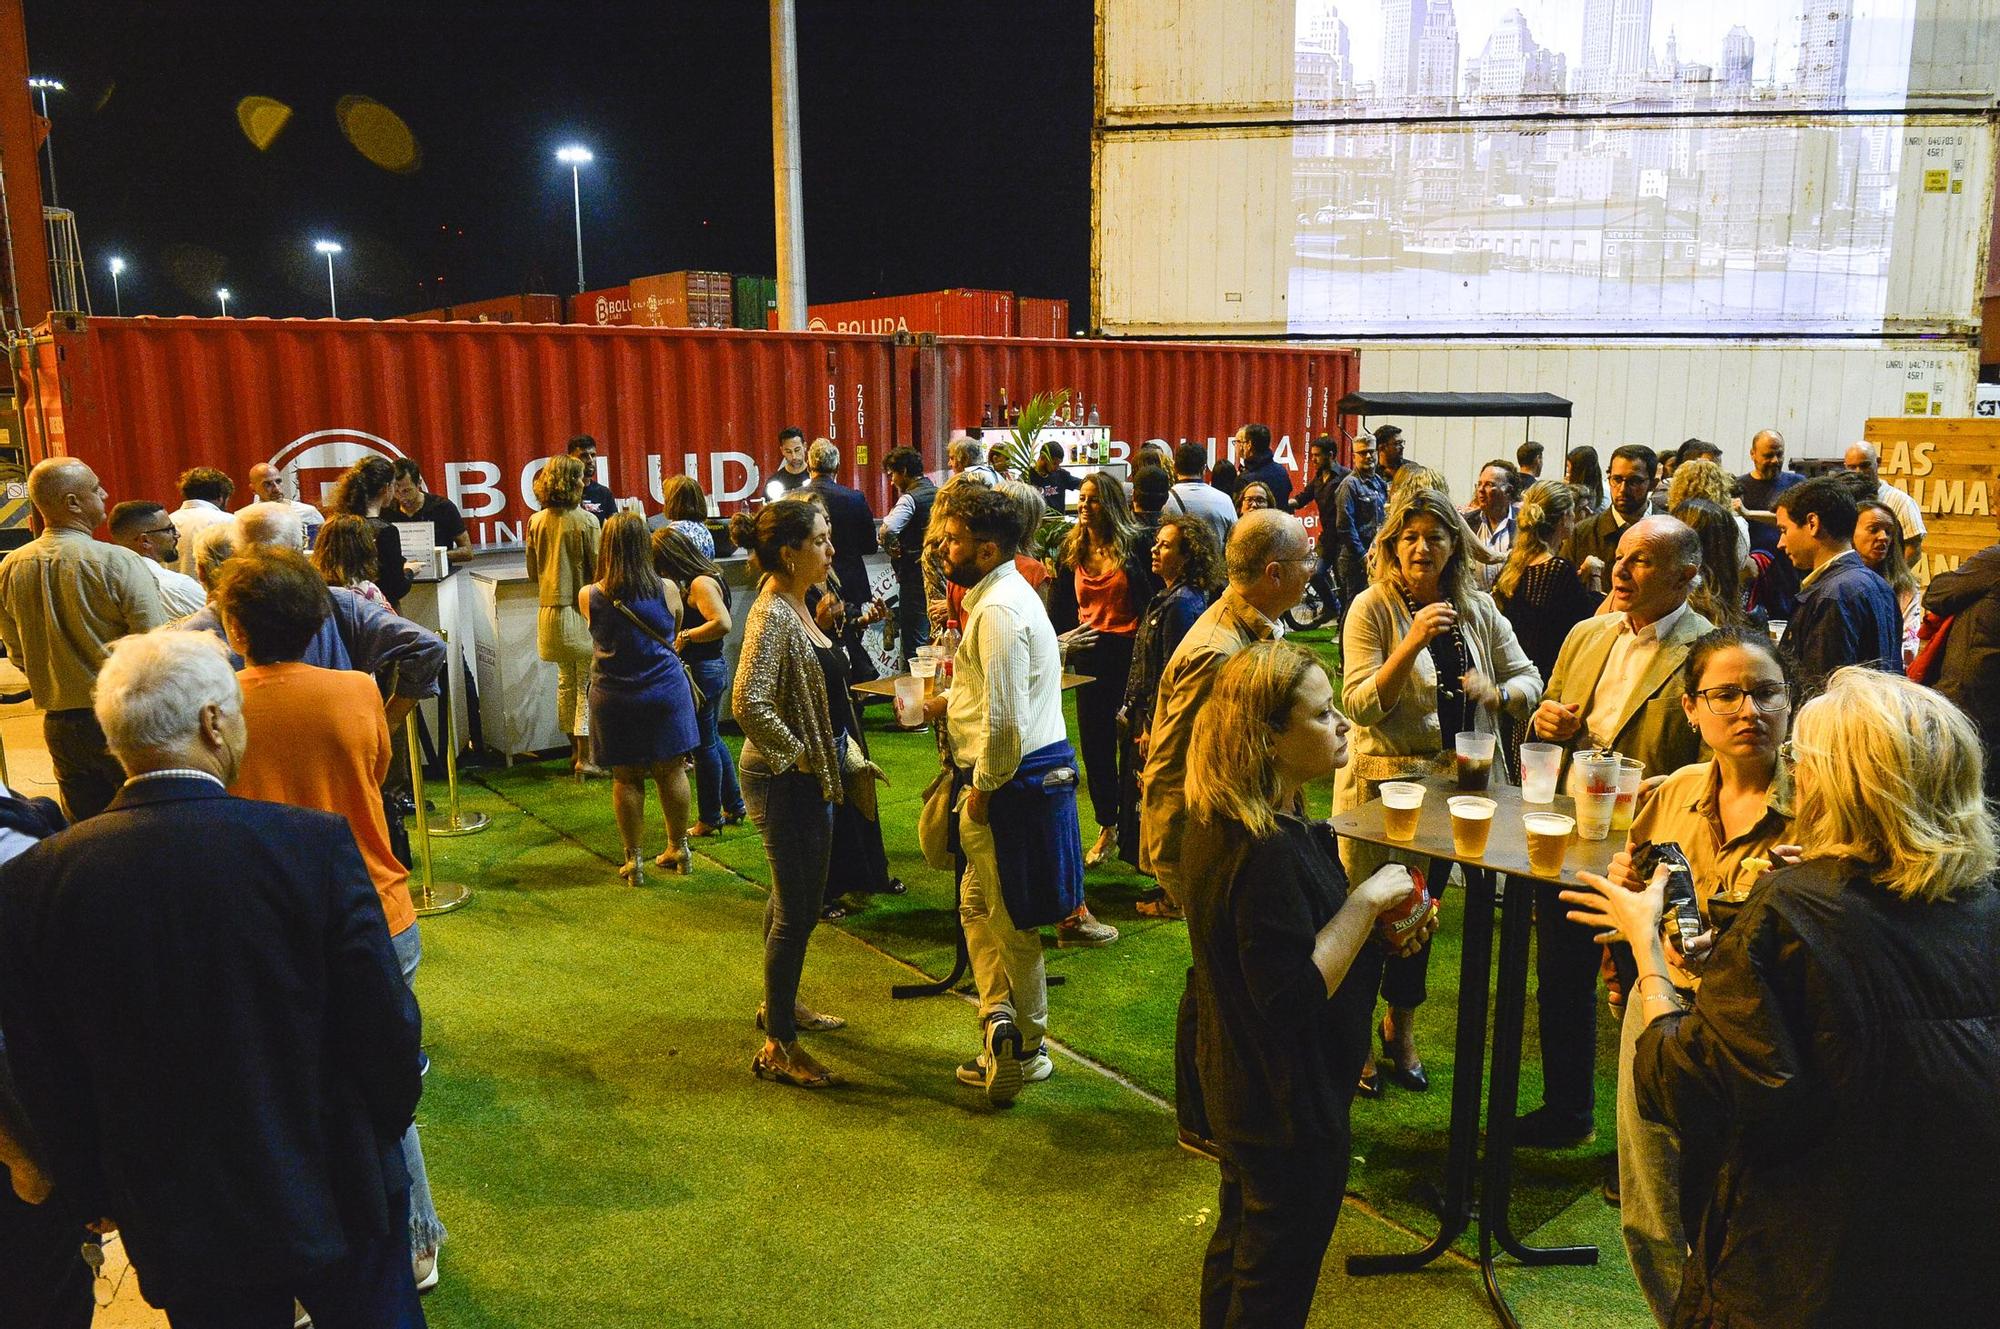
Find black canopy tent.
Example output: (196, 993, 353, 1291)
(1335, 389, 1574, 457)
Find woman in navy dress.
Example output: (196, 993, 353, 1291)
(580, 512, 700, 885)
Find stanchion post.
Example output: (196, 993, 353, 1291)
(428, 629, 488, 836)
(406, 709, 472, 915)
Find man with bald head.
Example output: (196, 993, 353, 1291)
(1139, 508, 1314, 1156)
(0, 459, 169, 818)
(1841, 440, 1924, 565)
(247, 462, 323, 549)
(1737, 428, 1803, 618)
(1521, 514, 1713, 1148)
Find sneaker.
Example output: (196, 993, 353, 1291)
(981, 1015, 1025, 1105)
(1176, 1127, 1223, 1162)
(956, 1046, 1053, 1087)
(1056, 907, 1119, 948)
(1514, 1105, 1596, 1149)
(413, 1246, 439, 1293)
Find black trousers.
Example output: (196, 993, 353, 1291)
(41, 708, 123, 822)
(1350, 857, 1451, 1014)
(1175, 968, 1212, 1141)
(1070, 632, 1136, 832)
(1201, 1138, 1349, 1329)
(0, 1183, 93, 1329)
(1534, 877, 1604, 1125)
(161, 1189, 424, 1329)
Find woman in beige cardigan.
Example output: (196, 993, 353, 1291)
(1336, 486, 1542, 1095)
(728, 498, 852, 1089)
(525, 454, 601, 778)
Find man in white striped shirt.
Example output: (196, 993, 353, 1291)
(924, 488, 1075, 1104)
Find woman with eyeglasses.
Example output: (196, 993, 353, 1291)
(1581, 626, 1797, 1324)
(1565, 666, 2000, 1329)
(1337, 487, 1542, 1097)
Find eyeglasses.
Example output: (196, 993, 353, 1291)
(1693, 683, 1791, 715)
(142, 525, 177, 539)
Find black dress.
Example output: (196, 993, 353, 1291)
(1498, 556, 1597, 766)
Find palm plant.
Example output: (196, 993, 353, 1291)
(995, 388, 1070, 478)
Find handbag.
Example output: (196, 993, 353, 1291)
(608, 594, 706, 710)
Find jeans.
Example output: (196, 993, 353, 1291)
(1533, 877, 1604, 1125)
(741, 744, 834, 1044)
(1619, 993, 1685, 1326)
(1201, 1140, 1349, 1329)
(1335, 550, 1370, 619)
(686, 656, 744, 825)
(389, 925, 446, 1254)
(958, 790, 1048, 1050)
(41, 708, 123, 822)
(160, 1188, 425, 1329)
(893, 567, 929, 667)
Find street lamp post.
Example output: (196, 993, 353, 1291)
(27, 76, 63, 207)
(313, 240, 342, 317)
(108, 256, 125, 315)
(216, 287, 231, 317)
(555, 145, 592, 294)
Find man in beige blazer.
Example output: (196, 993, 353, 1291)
(1139, 509, 1312, 1156)
(1520, 514, 1711, 1150)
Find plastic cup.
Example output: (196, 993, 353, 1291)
(1768, 619, 1788, 644)
(1519, 742, 1561, 804)
(1455, 731, 1497, 791)
(1523, 813, 1574, 877)
(1380, 782, 1426, 841)
(893, 674, 927, 727)
(1575, 791, 1616, 841)
(1572, 750, 1619, 795)
(911, 656, 938, 698)
(1448, 796, 1497, 858)
(1610, 756, 1645, 832)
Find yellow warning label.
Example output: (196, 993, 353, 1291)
(856, 445, 869, 466)
(1905, 391, 1932, 415)
(1951, 179, 1963, 194)
(1923, 169, 1949, 192)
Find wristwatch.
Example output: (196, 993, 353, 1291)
(1496, 683, 1511, 709)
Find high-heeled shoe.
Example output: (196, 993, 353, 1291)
(1083, 828, 1119, 868)
(652, 841, 693, 875)
(688, 820, 724, 839)
(750, 1050, 835, 1089)
(618, 857, 645, 887)
(1379, 1016, 1430, 1092)
(721, 810, 747, 827)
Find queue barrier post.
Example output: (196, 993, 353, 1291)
(406, 709, 472, 916)
(427, 630, 489, 837)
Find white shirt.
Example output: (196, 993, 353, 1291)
(0, 777, 42, 866)
(1583, 600, 1692, 749)
(1469, 504, 1517, 589)
(168, 500, 232, 577)
(882, 491, 917, 536)
(144, 556, 208, 618)
(947, 559, 1067, 791)
(1874, 480, 1926, 540)
(283, 500, 325, 549)
(1167, 481, 1237, 549)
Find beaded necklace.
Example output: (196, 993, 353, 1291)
(1397, 581, 1470, 725)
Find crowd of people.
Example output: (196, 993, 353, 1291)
(2, 417, 1999, 1329)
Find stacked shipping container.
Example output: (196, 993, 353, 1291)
(732, 275, 778, 330)
(628, 271, 734, 328)
(394, 295, 564, 324)
(808, 288, 1015, 337)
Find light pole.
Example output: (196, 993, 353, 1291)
(313, 240, 342, 317)
(555, 145, 592, 294)
(108, 256, 125, 315)
(27, 76, 63, 207)
(216, 287, 231, 317)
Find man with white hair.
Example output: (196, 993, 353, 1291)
(0, 630, 425, 1323)
(247, 462, 323, 549)
(1842, 440, 1925, 565)
(0, 459, 169, 820)
(232, 500, 306, 553)
(948, 435, 1002, 487)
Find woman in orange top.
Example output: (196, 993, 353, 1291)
(211, 548, 445, 1288)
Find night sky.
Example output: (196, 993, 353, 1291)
(26, 2, 1094, 322)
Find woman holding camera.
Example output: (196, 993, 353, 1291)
(1565, 667, 2000, 1328)
(1589, 626, 1796, 1324)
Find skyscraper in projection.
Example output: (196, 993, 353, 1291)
(1577, 0, 1652, 98)
(1380, 0, 1427, 102)
(1797, 1, 1852, 103)
(1722, 26, 1755, 91)
(1416, 0, 1460, 100)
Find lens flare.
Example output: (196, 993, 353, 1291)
(235, 96, 293, 150)
(336, 95, 422, 174)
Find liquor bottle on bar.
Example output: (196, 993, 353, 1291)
(981, 402, 995, 427)
(1086, 402, 1101, 427)
(997, 387, 1009, 426)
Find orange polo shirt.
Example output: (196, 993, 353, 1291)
(231, 661, 415, 937)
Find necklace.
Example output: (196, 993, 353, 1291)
(1397, 583, 1469, 706)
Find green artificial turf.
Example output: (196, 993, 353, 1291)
(413, 627, 1653, 1326)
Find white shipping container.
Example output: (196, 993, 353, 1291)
(1344, 339, 1979, 494)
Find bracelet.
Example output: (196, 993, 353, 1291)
(1635, 972, 1680, 999)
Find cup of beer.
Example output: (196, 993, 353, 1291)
(1610, 756, 1645, 832)
(1523, 812, 1575, 877)
(911, 655, 938, 698)
(1380, 782, 1426, 841)
(1519, 742, 1561, 804)
(1454, 731, 1497, 791)
(1447, 796, 1497, 858)
(893, 674, 927, 728)
(1571, 751, 1619, 841)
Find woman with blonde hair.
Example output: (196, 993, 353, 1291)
(1338, 485, 1541, 1094)
(526, 454, 601, 778)
(1494, 481, 1598, 762)
(1050, 471, 1157, 909)
(1181, 640, 1434, 1329)
(1674, 497, 1755, 630)
(1666, 458, 1750, 573)
(1854, 500, 1922, 665)
(1564, 667, 2000, 1328)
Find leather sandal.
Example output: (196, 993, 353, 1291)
(750, 1051, 834, 1089)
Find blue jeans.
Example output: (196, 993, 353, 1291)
(739, 742, 835, 1044)
(687, 656, 744, 825)
(390, 925, 446, 1254)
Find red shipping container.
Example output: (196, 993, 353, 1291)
(447, 293, 564, 324)
(21, 318, 903, 548)
(1015, 296, 1070, 339)
(918, 336, 1357, 484)
(568, 285, 634, 327)
(628, 272, 734, 328)
(808, 288, 1014, 338)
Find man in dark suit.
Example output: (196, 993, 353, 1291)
(1775, 475, 1903, 699)
(803, 438, 884, 682)
(0, 630, 425, 1328)
(1562, 442, 1660, 593)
